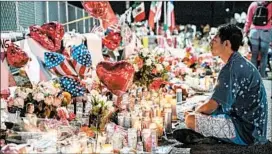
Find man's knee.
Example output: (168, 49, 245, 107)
(185, 114, 196, 130)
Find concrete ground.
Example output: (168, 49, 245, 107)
(170, 79, 272, 154)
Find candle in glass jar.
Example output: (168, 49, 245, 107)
(152, 117, 164, 137)
(132, 116, 141, 130)
(170, 99, 177, 121)
(165, 94, 172, 103)
(142, 116, 151, 129)
(118, 113, 125, 127)
(128, 128, 137, 149)
(100, 144, 113, 153)
(164, 110, 172, 134)
(141, 129, 152, 152)
(124, 113, 131, 128)
(149, 123, 158, 148)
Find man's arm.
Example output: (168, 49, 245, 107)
(195, 99, 218, 115)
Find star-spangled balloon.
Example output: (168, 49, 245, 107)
(44, 52, 64, 69)
(44, 52, 77, 78)
(59, 76, 85, 97)
(71, 44, 92, 77)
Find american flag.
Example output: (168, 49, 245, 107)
(44, 52, 78, 79)
(71, 44, 92, 78)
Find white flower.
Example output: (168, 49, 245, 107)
(156, 64, 164, 72)
(97, 103, 102, 108)
(13, 97, 24, 108)
(90, 90, 99, 96)
(146, 59, 152, 66)
(141, 48, 149, 57)
(101, 96, 107, 103)
(33, 92, 45, 102)
(162, 61, 169, 67)
(133, 64, 139, 72)
(105, 101, 113, 108)
(18, 91, 28, 99)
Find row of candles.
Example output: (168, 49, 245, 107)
(103, 88, 183, 152)
(63, 87, 183, 153)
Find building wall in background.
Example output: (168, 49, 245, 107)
(0, 1, 98, 33)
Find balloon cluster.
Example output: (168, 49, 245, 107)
(82, 1, 133, 51)
(43, 43, 92, 97)
(29, 22, 92, 97)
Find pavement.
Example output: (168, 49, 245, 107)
(171, 79, 272, 154)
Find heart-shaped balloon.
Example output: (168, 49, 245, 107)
(82, 2, 108, 19)
(29, 22, 64, 51)
(6, 43, 29, 68)
(96, 61, 135, 96)
(82, 1, 118, 29)
(102, 31, 122, 51)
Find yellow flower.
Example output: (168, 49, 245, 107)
(62, 91, 72, 105)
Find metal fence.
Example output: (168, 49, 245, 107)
(0, 1, 98, 33)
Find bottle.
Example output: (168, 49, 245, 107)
(136, 130, 143, 152)
(176, 89, 182, 104)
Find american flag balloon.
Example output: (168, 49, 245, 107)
(59, 76, 85, 97)
(71, 44, 92, 78)
(44, 52, 78, 79)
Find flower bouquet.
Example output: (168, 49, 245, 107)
(128, 48, 170, 88)
(88, 90, 114, 132)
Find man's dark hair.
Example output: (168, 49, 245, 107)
(217, 24, 243, 51)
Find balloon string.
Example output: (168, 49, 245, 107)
(62, 16, 93, 26)
(62, 15, 111, 26)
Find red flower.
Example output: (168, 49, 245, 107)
(151, 68, 158, 75)
(80, 126, 95, 137)
(68, 112, 76, 121)
(166, 65, 171, 71)
(149, 78, 168, 91)
(158, 57, 165, 63)
(135, 57, 144, 69)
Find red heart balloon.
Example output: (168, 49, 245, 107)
(96, 61, 135, 96)
(102, 32, 122, 50)
(82, 2, 108, 19)
(6, 43, 29, 68)
(82, 1, 118, 29)
(29, 22, 64, 51)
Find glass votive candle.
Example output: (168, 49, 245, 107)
(124, 113, 131, 128)
(152, 117, 164, 137)
(165, 94, 173, 103)
(132, 116, 141, 130)
(142, 116, 151, 129)
(141, 129, 152, 152)
(127, 128, 137, 149)
(118, 113, 125, 127)
(112, 133, 124, 150)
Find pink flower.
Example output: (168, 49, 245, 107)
(57, 107, 69, 120)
